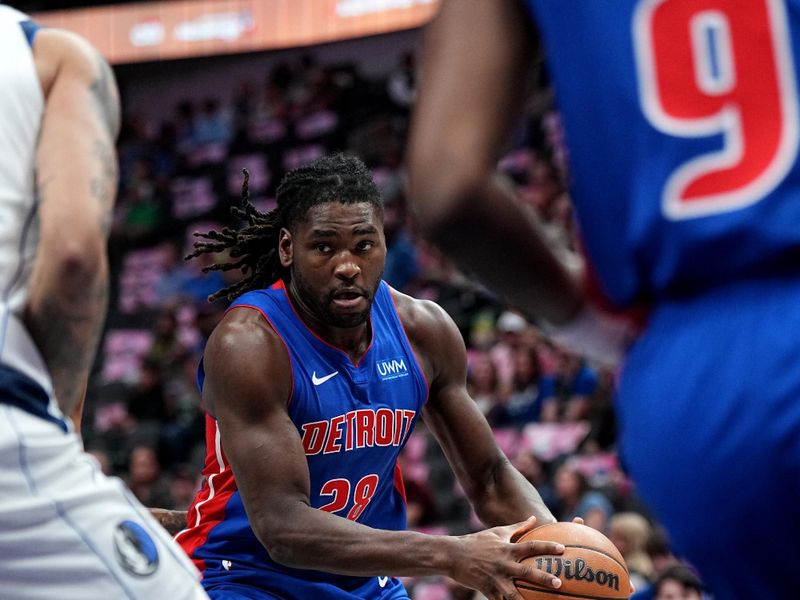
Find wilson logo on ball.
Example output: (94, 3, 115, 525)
(534, 557, 620, 591)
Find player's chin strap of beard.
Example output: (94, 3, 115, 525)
(540, 303, 639, 370)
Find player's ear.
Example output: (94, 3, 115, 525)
(278, 228, 293, 268)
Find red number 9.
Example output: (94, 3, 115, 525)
(634, 0, 799, 219)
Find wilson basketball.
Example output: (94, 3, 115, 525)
(514, 522, 630, 600)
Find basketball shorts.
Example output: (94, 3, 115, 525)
(202, 571, 410, 599)
(616, 275, 800, 599)
(0, 402, 209, 599)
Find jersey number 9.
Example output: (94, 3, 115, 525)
(634, 0, 799, 219)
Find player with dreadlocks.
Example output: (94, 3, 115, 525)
(187, 154, 387, 303)
(173, 153, 566, 600)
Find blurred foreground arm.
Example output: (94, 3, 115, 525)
(406, 0, 583, 325)
(25, 30, 119, 420)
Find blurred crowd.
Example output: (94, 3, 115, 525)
(82, 43, 708, 600)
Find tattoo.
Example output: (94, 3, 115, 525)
(90, 139, 116, 235)
(82, 53, 120, 236)
(89, 52, 120, 138)
(26, 274, 109, 416)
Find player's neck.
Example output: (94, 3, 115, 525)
(314, 319, 371, 363)
(286, 283, 372, 362)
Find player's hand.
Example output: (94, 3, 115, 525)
(449, 516, 564, 600)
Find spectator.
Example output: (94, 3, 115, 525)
(381, 177, 420, 292)
(126, 356, 167, 424)
(583, 366, 618, 451)
(490, 310, 531, 389)
(193, 98, 231, 146)
(174, 99, 197, 154)
(646, 526, 681, 575)
(159, 353, 206, 469)
(609, 512, 655, 593)
(488, 345, 544, 427)
(169, 466, 201, 511)
(126, 445, 172, 508)
(553, 462, 613, 533)
(115, 159, 165, 241)
(539, 348, 598, 422)
(466, 351, 500, 417)
(146, 306, 194, 380)
(155, 240, 194, 306)
(653, 565, 704, 600)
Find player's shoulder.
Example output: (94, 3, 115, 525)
(203, 305, 292, 416)
(33, 29, 102, 85)
(389, 286, 462, 351)
(206, 304, 289, 369)
(390, 286, 445, 327)
(32, 28, 118, 131)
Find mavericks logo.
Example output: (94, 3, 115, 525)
(113, 520, 159, 577)
(376, 357, 409, 381)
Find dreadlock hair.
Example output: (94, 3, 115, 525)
(186, 153, 384, 303)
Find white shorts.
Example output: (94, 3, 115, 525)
(0, 404, 209, 599)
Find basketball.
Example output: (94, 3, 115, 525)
(514, 522, 630, 600)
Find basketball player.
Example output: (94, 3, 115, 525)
(175, 154, 566, 599)
(0, 6, 208, 598)
(407, 1, 800, 598)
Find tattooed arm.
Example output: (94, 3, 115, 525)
(25, 30, 120, 423)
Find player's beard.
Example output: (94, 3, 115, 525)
(291, 267, 382, 329)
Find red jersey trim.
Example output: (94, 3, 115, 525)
(393, 461, 407, 505)
(175, 416, 237, 571)
(577, 238, 650, 333)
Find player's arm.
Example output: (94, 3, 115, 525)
(406, 0, 583, 325)
(24, 30, 119, 420)
(149, 508, 188, 536)
(205, 307, 564, 597)
(405, 294, 555, 527)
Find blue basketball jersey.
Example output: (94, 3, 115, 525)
(178, 280, 426, 599)
(524, 0, 800, 305)
(521, 4, 800, 597)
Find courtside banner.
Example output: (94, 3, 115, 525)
(33, 0, 439, 64)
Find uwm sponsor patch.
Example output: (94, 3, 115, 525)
(376, 357, 409, 380)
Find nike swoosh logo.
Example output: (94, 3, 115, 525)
(378, 576, 389, 588)
(312, 371, 339, 385)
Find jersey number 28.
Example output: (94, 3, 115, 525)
(319, 474, 380, 521)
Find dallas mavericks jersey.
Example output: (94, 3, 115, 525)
(0, 6, 60, 425)
(524, 0, 800, 306)
(178, 280, 427, 598)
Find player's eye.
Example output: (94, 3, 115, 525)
(355, 240, 374, 252)
(315, 243, 333, 253)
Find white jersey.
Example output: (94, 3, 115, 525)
(0, 5, 54, 407)
(0, 10, 208, 598)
